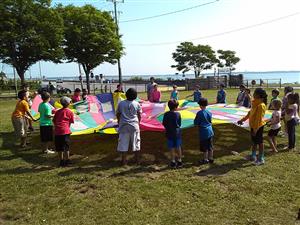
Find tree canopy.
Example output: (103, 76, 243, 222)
(57, 4, 123, 93)
(0, 0, 64, 84)
(171, 42, 218, 78)
(217, 50, 240, 73)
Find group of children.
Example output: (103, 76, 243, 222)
(11, 83, 299, 168)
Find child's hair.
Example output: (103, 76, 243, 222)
(198, 97, 208, 107)
(272, 89, 280, 96)
(240, 84, 246, 89)
(253, 88, 268, 105)
(150, 77, 155, 81)
(272, 99, 282, 110)
(21, 84, 29, 90)
(287, 92, 300, 113)
(284, 86, 293, 95)
(245, 88, 251, 94)
(220, 83, 225, 88)
(126, 88, 137, 101)
(117, 84, 121, 88)
(168, 100, 179, 111)
(74, 88, 81, 93)
(195, 85, 200, 89)
(17, 90, 27, 100)
(82, 89, 87, 93)
(41, 91, 50, 101)
(173, 85, 177, 89)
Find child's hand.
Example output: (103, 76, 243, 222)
(237, 120, 243, 125)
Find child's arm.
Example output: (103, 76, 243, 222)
(178, 113, 182, 128)
(137, 111, 141, 123)
(116, 112, 121, 124)
(237, 111, 250, 125)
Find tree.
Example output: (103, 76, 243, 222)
(57, 5, 123, 94)
(217, 50, 240, 75)
(171, 42, 218, 78)
(0, 0, 64, 85)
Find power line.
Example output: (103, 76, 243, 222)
(120, 0, 220, 23)
(126, 11, 300, 46)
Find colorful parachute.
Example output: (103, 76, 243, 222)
(31, 93, 272, 135)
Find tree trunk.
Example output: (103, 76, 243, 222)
(15, 67, 26, 86)
(82, 64, 91, 94)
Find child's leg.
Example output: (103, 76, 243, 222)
(170, 149, 176, 162)
(208, 149, 214, 160)
(272, 136, 278, 152)
(258, 143, 264, 162)
(20, 136, 27, 147)
(251, 144, 257, 160)
(203, 151, 208, 161)
(286, 119, 296, 149)
(267, 136, 277, 152)
(121, 152, 128, 166)
(134, 151, 140, 165)
(176, 146, 182, 162)
(64, 150, 70, 160)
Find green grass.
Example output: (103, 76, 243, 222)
(0, 89, 300, 225)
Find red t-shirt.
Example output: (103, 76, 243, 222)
(53, 108, 74, 135)
(72, 95, 81, 103)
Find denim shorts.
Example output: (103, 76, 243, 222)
(167, 138, 182, 149)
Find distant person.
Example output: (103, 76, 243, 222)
(236, 84, 246, 106)
(72, 88, 81, 103)
(216, 83, 226, 104)
(281, 86, 294, 136)
(266, 99, 282, 153)
(149, 84, 161, 103)
(242, 88, 252, 108)
(82, 89, 88, 101)
(147, 77, 157, 100)
(114, 84, 124, 93)
(186, 85, 202, 103)
(284, 92, 299, 151)
(194, 98, 214, 164)
(238, 88, 268, 165)
(268, 89, 281, 110)
(116, 88, 142, 166)
(163, 100, 183, 169)
(48, 81, 55, 96)
(22, 84, 34, 131)
(53, 97, 74, 167)
(170, 85, 179, 101)
(38, 92, 55, 154)
(11, 90, 37, 148)
(100, 74, 105, 93)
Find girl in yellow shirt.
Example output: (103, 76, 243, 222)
(238, 88, 268, 165)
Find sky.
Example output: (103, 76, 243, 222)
(2, 0, 300, 78)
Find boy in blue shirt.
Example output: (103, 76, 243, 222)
(194, 98, 214, 164)
(162, 100, 183, 168)
(186, 85, 202, 102)
(216, 83, 226, 103)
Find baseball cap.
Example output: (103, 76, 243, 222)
(60, 96, 72, 106)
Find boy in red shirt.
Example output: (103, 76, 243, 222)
(53, 97, 74, 166)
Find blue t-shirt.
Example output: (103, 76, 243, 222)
(242, 96, 251, 108)
(217, 89, 226, 103)
(170, 90, 178, 100)
(194, 109, 214, 140)
(193, 90, 202, 102)
(162, 111, 181, 139)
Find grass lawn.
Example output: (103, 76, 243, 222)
(0, 88, 300, 225)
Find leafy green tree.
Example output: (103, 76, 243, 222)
(217, 50, 240, 74)
(0, 0, 64, 85)
(57, 5, 123, 94)
(171, 42, 218, 78)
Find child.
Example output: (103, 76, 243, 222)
(284, 93, 299, 150)
(281, 86, 294, 136)
(268, 89, 280, 110)
(38, 92, 55, 154)
(236, 84, 246, 106)
(194, 98, 214, 164)
(216, 83, 226, 103)
(82, 89, 88, 101)
(242, 88, 251, 108)
(266, 99, 282, 152)
(116, 88, 142, 166)
(22, 84, 34, 131)
(238, 88, 268, 165)
(186, 85, 202, 103)
(53, 96, 74, 166)
(72, 88, 81, 103)
(114, 84, 124, 93)
(11, 90, 37, 147)
(170, 85, 179, 101)
(162, 100, 183, 168)
(149, 84, 161, 103)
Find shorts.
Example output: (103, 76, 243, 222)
(268, 127, 281, 137)
(11, 117, 27, 138)
(167, 138, 182, 149)
(251, 126, 264, 145)
(117, 131, 140, 152)
(200, 137, 213, 152)
(55, 134, 70, 152)
(40, 126, 53, 142)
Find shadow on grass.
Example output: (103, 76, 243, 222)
(0, 124, 255, 177)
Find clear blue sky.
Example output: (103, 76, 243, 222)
(2, 0, 300, 78)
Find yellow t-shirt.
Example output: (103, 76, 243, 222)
(12, 100, 30, 118)
(243, 99, 266, 132)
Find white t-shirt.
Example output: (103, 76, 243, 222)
(117, 100, 142, 133)
(285, 103, 299, 121)
(270, 110, 281, 130)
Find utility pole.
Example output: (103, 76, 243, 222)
(107, 0, 123, 84)
(38, 61, 42, 81)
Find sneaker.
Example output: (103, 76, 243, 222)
(255, 158, 265, 166)
(199, 159, 209, 165)
(245, 154, 257, 161)
(170, 161, 177, 169)
(44, 149, 55, 154)
(176, 161, 183, 168)
(208, 159, 214, 164)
